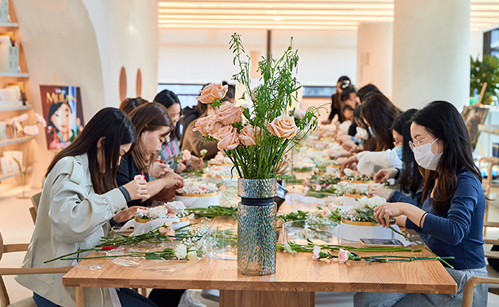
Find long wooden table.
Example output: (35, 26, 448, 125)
(63, 240, 456, 307)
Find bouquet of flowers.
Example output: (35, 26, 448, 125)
(177, 181, 218, 195)
(339, 196, 387, 223)
(194, 33, 323, 179)
(343, 168, 375, 182)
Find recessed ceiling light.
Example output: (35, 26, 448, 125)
(274, 16, 283, 21)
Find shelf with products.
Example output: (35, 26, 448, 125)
(0, 167, 32, 182)
(0, 104, 31, 112)
(0, 135, 34, 148)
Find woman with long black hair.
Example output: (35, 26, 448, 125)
(15, 108, 157, 306)
(154, 90, 204, 172)
(355, 101, 487, 306)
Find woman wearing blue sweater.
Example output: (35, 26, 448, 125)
(355, 101, 487, 306)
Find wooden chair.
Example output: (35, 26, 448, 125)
(28, 193, 41, 225)
(479, 157, 499, 197)
(0, 231, 71, 307)
(462, 221, 499, 306)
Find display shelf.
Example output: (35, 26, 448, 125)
(479, 124, 499, 136)
(0, 72, 29, 78)
(0, 136, 35, 148)
(0, 105, 32, 112)
(0, 22, 18, 28)
(0, 167, 32, 182)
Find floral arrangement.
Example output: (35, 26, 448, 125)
(278, 201, 342, 224)
(332, 182, 372, 196)
(208, 152, 233, 166)
(343, 168, 374, 182)
(194, 33, 323, 179)
(203, 165, 235, 178)
(177, 181, 218, 195)
(339, 196, 387, 223)
(135, 201, 189, 220)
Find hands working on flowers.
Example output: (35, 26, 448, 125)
(374, 168, 399, 183)
(373, 202, 427, 229)
(113, 206, 148, 223)
(149, 161, 173, 178)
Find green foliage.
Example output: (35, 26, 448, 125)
(224, 33, 323, 179)
(470, 55, 499, 105)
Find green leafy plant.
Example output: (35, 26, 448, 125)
(470, 55, 499, 105)
(196, 33, 325, 180)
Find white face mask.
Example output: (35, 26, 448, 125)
(356, 127, 368, 140)
(411, 138, 442, 171)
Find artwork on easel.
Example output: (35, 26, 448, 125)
(461, 105, 489, 149)
(40, 85, 84, 150)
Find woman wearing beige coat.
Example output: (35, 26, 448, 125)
(15, 108, 157, 307)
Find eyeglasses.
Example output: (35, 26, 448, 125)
(409, 138, 439, 152)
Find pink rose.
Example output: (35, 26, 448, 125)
(338, 249, 350, 264)
(196, 83, 228, 104)
(315, 184, 321, 191)
(216, 103, 243, 125)
(321, 207, 331, 218)
(312, 246, 321, 261)
(239, 126, 259, 146)
(23, 125, 39, 135)
(267, 114, 298, 139)
(216, 127, 240, 151)
(183, 150, 192, 160)
(291, 108, 306, 120)
(194, 115, 214, 136)
(212, 126, 233, 141)
(134, 174, 145, 181)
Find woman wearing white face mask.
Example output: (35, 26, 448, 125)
(355, 101, 487, 307)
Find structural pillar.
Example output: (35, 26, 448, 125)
(392, 0, 470, 110)
(357, 23, 393, 96)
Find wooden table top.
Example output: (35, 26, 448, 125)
(63, 243, 456, 294)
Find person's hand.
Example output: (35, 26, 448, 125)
(113, 206, 146, 223)
(373, 203, 407, 228)
(368, 186, 393, 199)
(122, 179, 149, 201)
(161, 172, 184, 190)
(187, 156, 204, 170)
(175, 162, 187, 173)
(374, 168, 398, 183)
(341, 138, 357, 151)
(338, 155, 358, 176)
(149, 161, 171, 178)
(321, 120, 331, 125)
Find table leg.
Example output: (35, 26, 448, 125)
(220, 290, 314, 307)
(75, 287, 86, 307)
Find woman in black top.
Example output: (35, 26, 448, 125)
(117, 102, 184, 207)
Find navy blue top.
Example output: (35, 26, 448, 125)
(405, 170, 486, 270)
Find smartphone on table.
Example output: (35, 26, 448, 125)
(359, 238, 403, 247)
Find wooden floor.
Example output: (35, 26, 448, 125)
(2, 184, 499, 306)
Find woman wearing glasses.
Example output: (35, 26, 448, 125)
(355, 101, 487, 306)
(154, 90, 204, 173)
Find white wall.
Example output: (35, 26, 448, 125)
(357, 23, 393, 96)
(84, 0, 158, 104)
(14, 0, 158, 187)
(470, 29, 484, 61)
(158, 29, 357, 87)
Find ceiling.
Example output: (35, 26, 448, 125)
(158, 0, 499, 31)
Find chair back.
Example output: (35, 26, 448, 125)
(30, 193, 41, 211)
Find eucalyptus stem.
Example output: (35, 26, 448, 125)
(389, 226, 454, 269)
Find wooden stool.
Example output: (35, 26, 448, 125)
(479, 157, 499, 235)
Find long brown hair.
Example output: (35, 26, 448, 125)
(46, 108, 136, 194)
(119, 97, 148, 115)
(361, 93, 402, 151)
(128, 102, 173, 172)
(412, 101, 482, 214)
